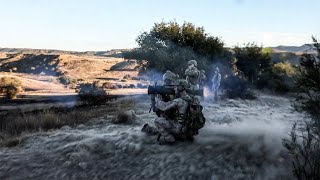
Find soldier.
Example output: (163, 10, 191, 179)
(142, 79, 193, 144)
(211, 67, 221, 101)
(185, 60, 201, 90)
(150, 70, 177, 115)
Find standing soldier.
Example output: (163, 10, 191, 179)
(211, 67, 221, 101)
(185, 60, 201, 90)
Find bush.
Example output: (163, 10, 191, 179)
(256, 62, 297, 94)
(283, 37, 320, 180)
(294, 38, 320, 118)
(221, 75, 256, 99)
(58, 75, 71, 84)
(283, 122, 320, 180)
(273, 62, 297, 76)
(0, 77, 23, 99)
(274, 79, 290, 93)
(234, 43, 272, 85)
(123, 21, 228, 77)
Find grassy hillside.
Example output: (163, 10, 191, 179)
(0, 52, 147, 96)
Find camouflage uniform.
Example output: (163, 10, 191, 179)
(211, 67, 221, 101)
(150, 70, 177, 115)
(142, 79, 191, 144)
(185, 60, 200, 90)
(154, 95, 190, 143)
(143, 71, 178, 136)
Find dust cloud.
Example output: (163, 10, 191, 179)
(0, 94, 305, 179)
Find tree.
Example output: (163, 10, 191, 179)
(295, 36, 320, 120)
(149, 21, 224, 59)
(283, 37, 320, 180)
(124, 21, 226, 77)
(233, 43, 272, 85)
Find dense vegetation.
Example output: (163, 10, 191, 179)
(124, 21, 302, 98)
(124, 21, 231, 78)
(283, 37, 320, 180)
(233, 43, 272, 85)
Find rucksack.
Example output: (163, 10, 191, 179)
(182, 95, 206, 136)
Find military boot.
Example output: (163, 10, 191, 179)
(141, 123, 158, 135)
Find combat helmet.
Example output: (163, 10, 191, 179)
(187, 60, 198, 67)
(163, 70, 177, 82)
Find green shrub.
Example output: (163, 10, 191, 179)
(221, 75, 256, 99)
(123, 21, 229, 77)
(283, 122, 320, 180)
(283, 37, 320, 180)
(0, 77, 23, 99)
(256, 62, 297, 93)
(58, 75, 70, 84)
(273, 62, 297, 77)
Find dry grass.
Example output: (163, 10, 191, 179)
(0, 106, 110, 136)
(58, 54, 141, 86)
(0, 72, 71, 93)
(0, 53, 147, 96)
(0, 97, 140, 147)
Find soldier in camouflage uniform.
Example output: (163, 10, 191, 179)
(211, 67, 221, 101)
(185, 60, 201, 90)
(143, 70, 178, 136)
(142, 79, 192, 144)
(149, 70, 177, 115)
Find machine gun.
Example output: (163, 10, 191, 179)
(148, 85, 204, 113)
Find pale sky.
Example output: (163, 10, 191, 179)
(0, 0, 319, 51)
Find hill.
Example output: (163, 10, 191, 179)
(0, 47, 130, 58)
(0, 52, 147, 96)
(272, 44, 316, 54)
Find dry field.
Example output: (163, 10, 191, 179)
(0, 52, 148, 112)
(0, 53, 148, 94)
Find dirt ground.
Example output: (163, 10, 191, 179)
(0, 93, 305, 179)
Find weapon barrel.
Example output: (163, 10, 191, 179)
(148, 86, 175, 95)
(186, 89, 204, 96)
(148, 85, 204, 96)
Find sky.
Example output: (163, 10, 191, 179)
(0, 0, 319, 51)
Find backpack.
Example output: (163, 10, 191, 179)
(182, 95, 206, 136)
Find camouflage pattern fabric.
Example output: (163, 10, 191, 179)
(185, 67, 200, 87)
